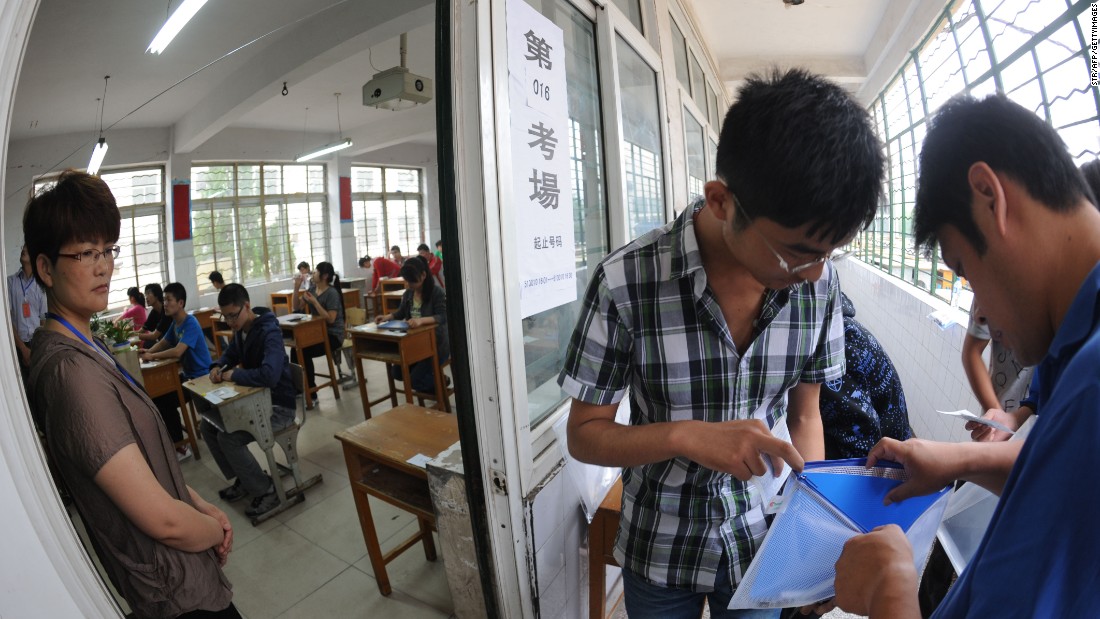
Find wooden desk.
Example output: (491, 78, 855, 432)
(382, 290, 405, 314)
(191, 307, 217, 331)
(278, 314, 339, 409)
(379, 277, 407, 294)
(589, 478, 623, 619)
(270, 289, 296, 316)
(183, 376, 306, 523)
(140, 358, 201, 459)
(349, 323, 446, 419)
(211, 312, 232, 360)
(342, 288, 362, 310)
(335, 404, 459, 596)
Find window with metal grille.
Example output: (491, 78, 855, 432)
(859, 0, 1098, 310)
(349, 165, 423, 261)
(190, 163, 328, 294)
(34, 167, 168, 310)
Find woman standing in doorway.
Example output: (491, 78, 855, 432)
(24, 171, 238, 619)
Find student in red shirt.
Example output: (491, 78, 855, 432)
(417, 243, 444, 288)
(360, 255, 401, 293)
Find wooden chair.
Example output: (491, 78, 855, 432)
(338, 307, 367, 389)
(272, 363, 323, 496)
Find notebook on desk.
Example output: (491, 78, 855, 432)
(378, 320, 409, 332)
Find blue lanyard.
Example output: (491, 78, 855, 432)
(46, 312, 140, 389)
(19, 273, 34, 297)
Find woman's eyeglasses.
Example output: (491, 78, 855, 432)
(57, 245, 121, 264)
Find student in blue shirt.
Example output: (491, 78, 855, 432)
(832, 95, 1100, 617)
(141, 282, 212, 459)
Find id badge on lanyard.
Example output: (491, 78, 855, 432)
(22, 301, 30, 318)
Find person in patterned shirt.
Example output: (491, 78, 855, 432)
(559, 69, 885, 619)
(819, 292, 912, 460)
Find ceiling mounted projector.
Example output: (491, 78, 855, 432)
(363, 33, 433, 111)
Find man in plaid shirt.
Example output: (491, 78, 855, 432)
(559, 69, 885, 618)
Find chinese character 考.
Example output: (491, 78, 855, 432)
(523, 30, 553, 70)
(527, 122, 558, 160)
(528, 169, 560, 210)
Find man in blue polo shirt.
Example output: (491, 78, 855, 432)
(141, 282, 212, 459)
(832, 95, 1100, 617)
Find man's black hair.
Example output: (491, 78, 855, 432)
(217, 283, 249, 308)
(164, 282, 187, 305)
(417, 243, 430, 253)
(208, 270, 224, 285)
(358, 256, 370, 268)
(914, 94, 1090, 255)
(144, 282, 164, 304)
(1079, 159, 1100, 209)
(716, 68, 885, 244)
(297, 261, 310, 271)
(435, 240, 442, 248)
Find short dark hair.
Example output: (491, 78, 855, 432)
(208, 270, 224, 285)
(23, 170, 121, 287)
(1079, 159, 1100, 209)
(390, 245, 401, 253)
(914, 94, 1090, 255)
(717, 68, 884, 244)
(297, 261, 310, 271)
(144, 282, 164, 305)
(217, 283, 249, 308)
(435, 240, 442, 248)
(164, 282, 187, 305)
(358, 256, 370, 268)
(417, 243, 430, 253)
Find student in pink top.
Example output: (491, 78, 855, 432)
(116, 286, 147, 329)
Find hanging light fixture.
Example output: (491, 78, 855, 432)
(296, 93, 352, 162)
(87, 76, 110, 175)
(148, 0, 210, 54)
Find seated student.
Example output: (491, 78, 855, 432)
(293, 261, 313, 295)
(208, 270, 225, 291)
(375, 256, 449, 395)
(417, 243, 445, 288)
(389, 245, 406, 266)
(136, 282, 171, 349)
(202, 284, 296, 518)
(115, 286, 147, 329)
(820, 292, 912, 459)
(366, 254, 402, 293)
(291, 261, 344, 402)
(140, 282, 213, 459)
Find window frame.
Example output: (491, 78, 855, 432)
(190, 162, 329, 295)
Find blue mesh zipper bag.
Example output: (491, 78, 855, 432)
(728, 458, 952, 610)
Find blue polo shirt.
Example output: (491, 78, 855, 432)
(162, 314, 213, 379)
(933, 261, 1100, 617)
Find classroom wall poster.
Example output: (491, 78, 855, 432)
(507, 0, 577, 318)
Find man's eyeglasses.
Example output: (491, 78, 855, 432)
(222, 307, 245, 322)
(729, 191, 828, 275)
(57, 245, 121, 264)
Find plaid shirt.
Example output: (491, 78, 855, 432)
(559, 201, 845, 590)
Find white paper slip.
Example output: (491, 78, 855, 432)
(937, 409, 1015, 435)
(206, 386, 239, 401)
(406, 453, 432, 468)
(750, 417, 793, 509)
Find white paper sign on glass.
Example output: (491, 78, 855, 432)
(507, 0, 577, 318)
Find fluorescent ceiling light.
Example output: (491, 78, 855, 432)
(295, 138, 352, 162)
(147, 0, 210, 54)
(87, 138, 108, 175)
